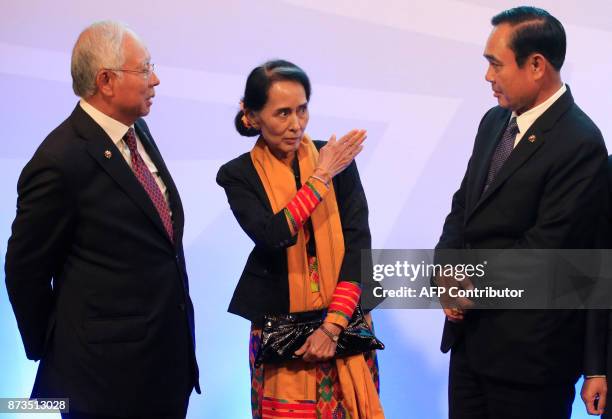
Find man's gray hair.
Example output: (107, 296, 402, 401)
(71, 21, 138, 98)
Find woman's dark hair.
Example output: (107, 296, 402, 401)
(491, 6, 566, 71)
(234, 59, 311, 137)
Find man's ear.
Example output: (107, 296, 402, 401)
(529, 53, 546, 80)
(95, 69, 115, 97)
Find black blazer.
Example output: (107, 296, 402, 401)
(4, 104, 199, 416)
(216, 140, 371, 323)
(602, 156, 612, 417)
(436, 87, 609, 384)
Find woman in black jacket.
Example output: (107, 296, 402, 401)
(217, 59, 384, 418)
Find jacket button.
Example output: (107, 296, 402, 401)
(178, 303, 186, 311)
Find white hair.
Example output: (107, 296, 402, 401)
(70, 20, 140, 98)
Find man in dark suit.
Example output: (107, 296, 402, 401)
(4, 21, 199, 418)
(588, 156, 612, 419)
(435, 7, 608, 419)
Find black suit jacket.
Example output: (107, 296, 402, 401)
(216, 140, 371, 323)
(436, 87, 608, 384)
(602, 156, 612, 417)
(5, 104, 200, 416)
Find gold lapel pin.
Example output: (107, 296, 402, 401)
(528, 135, 536, 143)
(104, 150, 112, 159)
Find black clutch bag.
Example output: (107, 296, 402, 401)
(255, 305, 384, 367)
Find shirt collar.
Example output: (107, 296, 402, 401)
(512, 84, 567, 135)
(79, 99, 134, 146)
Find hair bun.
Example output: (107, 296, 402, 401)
(234, 110, 260, 137)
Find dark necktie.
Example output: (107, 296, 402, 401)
(483, 117, 519, 193)
(123, 128, 174, 242)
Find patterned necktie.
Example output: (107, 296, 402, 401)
(483, 117, 519, 193)
(123, 128, 174, 242)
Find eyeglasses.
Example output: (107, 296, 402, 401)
(103, 63, 156, 80)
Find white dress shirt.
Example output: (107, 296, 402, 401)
(511, 84, 567, 148)
(79, 99, 170, 208)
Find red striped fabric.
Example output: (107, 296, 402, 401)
(262, 397, 317, 418)
(328, 302, 354, 314)
(263, 400, 316, 410)
(300, 186, 319, 210)
(336, 282, 361, 294)
(335, 286, 360, 300)
(293, 194, 310, 221)
(327, 281, 362, 319)
(262, 410, 317, 418)
(283, 179, 326, 234)
(332, 294, 359, 307)
(287, 200, 305, 226)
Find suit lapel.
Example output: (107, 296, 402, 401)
(135, 120, 184, 242)
(466, 87, 575, 222)
(71, 105, 174, 246)
(477, 126, 545, 205)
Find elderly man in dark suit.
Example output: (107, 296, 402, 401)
(4, 21, 199, 419)
(435, 7, 608, 419)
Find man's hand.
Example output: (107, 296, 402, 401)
(581, 376, 607, 415)
(435, 275, 475, 322)
(443, 307, 465, 322)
